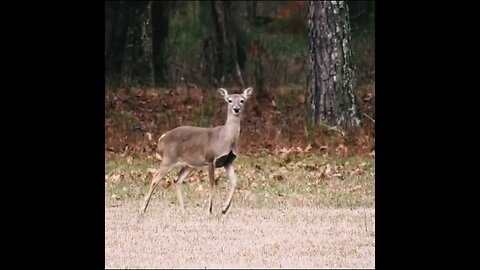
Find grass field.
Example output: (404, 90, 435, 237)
(105, 153, 375, 268)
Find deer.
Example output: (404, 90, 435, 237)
(140, 87, 254, 215)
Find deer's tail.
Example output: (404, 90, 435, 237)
(155, 133, 166, 160)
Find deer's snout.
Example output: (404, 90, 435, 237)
(233, 107, 240, 113)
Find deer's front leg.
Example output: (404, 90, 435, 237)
(221, 164, 237, 214)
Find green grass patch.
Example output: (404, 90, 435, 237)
(105, 153, 375, 209)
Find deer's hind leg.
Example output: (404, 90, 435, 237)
(174, 166, 194, 213)
(140, 162, 176, 215)
(207, 164, 216, 214)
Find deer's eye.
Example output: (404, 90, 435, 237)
(228, 99, 232, 103)
(240, 99, 244, 104)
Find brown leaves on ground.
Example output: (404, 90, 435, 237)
(105, 85, 375, 158)
(106, 152, 374, 208)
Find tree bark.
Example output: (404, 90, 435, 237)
(105, 1, 131, 84)
(152, 1, 170, 86)
(141, 1, 155, 87)
(119, 1, 156, 89)
(211, 1, 245, 88)
(308, 1, 361, 130)
(212, 1, 227, 85)
(120, 2, 136, 89)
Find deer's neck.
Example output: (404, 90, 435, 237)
(223, 113, 241, 141)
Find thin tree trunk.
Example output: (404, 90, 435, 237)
(212, 1, 227, 84)
(106, 1, 131, 84)
(211, 1, 245, 87)
(152, 1, 170, 86)
(105, 2, 117, 66)
(120, 3, 136, 89)
(119, 1, 156, 89)
(141, 1, 154, 88)
(308, 1, 361, 130)
(232, 42, 245, 88)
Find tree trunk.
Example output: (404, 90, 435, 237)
(308, 1, 361, 130)
(212, 1, 227, 85)
(141, 1, 155, 88)
(211, 1, 245, 88)
(105, 1, 131, 85)
(105, 2, 116, 65)
(119, 1, 156, 89)
(152, 1, 170, 86)
(120, 2, 136, 89)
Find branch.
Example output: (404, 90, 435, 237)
(320, 123, 346, 136)
(363, 113, 375, 123)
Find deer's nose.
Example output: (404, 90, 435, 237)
(233, 107, 240, 113)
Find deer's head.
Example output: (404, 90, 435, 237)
(218, 87, 254, 117)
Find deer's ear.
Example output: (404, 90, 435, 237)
(217, 88, 229, 101)
(242, 87, 253, 100)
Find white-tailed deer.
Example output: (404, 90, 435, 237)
(140, 87, 254, 215)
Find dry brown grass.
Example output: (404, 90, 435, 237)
(105, 202, 375, 269)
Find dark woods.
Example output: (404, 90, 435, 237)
(105, 1, 375, 155)
(105, 1, 374, 91)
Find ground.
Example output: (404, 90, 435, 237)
(105, 83, 375, 268)
(105, 204, 374, 268)
(105, 153, 375, 268)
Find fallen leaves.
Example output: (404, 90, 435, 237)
(105, 88, 375, 158)
(105, 150, 375, 209)
(162, 180, 173, 189)
(106, 173, 124, 183)
(335, 144, 348, 156)
(147, 168, 158, 174)
(278, 144, 314, 158)
(273, 174, 284, 181)
(108, 166, 374, 211)
(106, 169, 150, 184)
